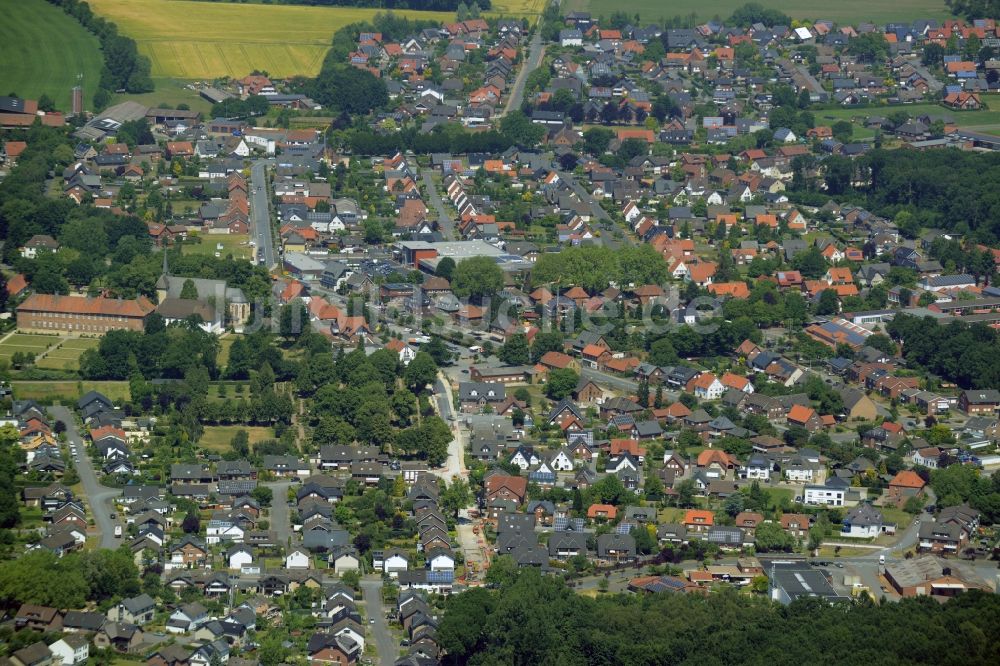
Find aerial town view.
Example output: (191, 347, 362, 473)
(4, 0, 1000, 662)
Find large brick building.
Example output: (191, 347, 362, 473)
(16, 294, 155, 334)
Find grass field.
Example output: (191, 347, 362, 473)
(112, 78, 214, 116)
(0, 333, 62, 363)
(199, 425, 275, 452)
(35, 338, 99, 372)
(815, 98, 1000, 137)
(182, 234, 254, 262)
(0, 0, 103, 112)
(564, 0, 950, 25)
(88, 0, 457, 78)
(11, 381, 131, 403)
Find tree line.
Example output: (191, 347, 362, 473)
(0, 547, 140, 611)
(844, 149, 1000, 243)
(437, 567, 1000, 665)
(229, 0, 490, 11)
(887, 314, 1000, 390)
(45, 0, 154, 109)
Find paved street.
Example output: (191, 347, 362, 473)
(360, 576, 396, 666)
(557, 169, 610, 222)
(581, 366, 640, 394)
(265, 480, 295, 547)
(421, 169, 454, 240)
(49, 405, 120, 549)
(432, 373, 466, 481)
(502, 29, 544, 116)
(250, 161, 275, 268)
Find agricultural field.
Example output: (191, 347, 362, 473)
(181, 234, 254, 262)
(492, 0, 547, 18)
(11, 381, 131, 404)
(87, 0, 455, 79)
(563, 0, 950, 26)
(199, 425, 275, 452)
(0, 0, 104, 111)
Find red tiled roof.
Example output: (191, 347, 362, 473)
(587, 503, 617, 518)
(6, 274, 27, 297)
(787, 404, 817, 423)
(17, 294, 154, 318)
(890, 470, 926, 489)
(683, 509, 714, 526)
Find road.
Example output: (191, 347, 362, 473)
(421, 169, 454, 240)
(250, 161, 275, 269)
(49, 405, 120, 549)
(557, 169, 610, 223)
(581, 366, 640, 394)
(910, 58, 944, 93)
(503, 29, 545, 116)
(360, 576, 396, 666)
(265, 480, 295, 547)
(431, 372, 466, 481)
(778, 58, 826, 95)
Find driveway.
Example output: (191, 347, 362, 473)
(49, 405, 120, 549)
(360, 576, 396, 665)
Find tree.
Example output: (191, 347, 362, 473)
(815, 289, 840, 315)
(922, 42, 944, 66)
(251, 486, 273, 507)
(279, 299, 308, 340)
(530, 331, 564, 363)
(729, 3, 790, 27)
(404, 352, 438, 393)
(649, 337, 678, 365)
(425, 336, 452, 366)
(618, 138, 648, 162)
(499, 110, 544, 147)
(582, 127, 614, 155)
(440, 479, 472, 518)
(179, 278, 199, 300)
(311, 65, 387, 115)
(452, 256, 503, 302)
(230, 429, 250, 458)
(436, 257, 456, 280)
(832, 120, 853, 143)
(499, 333, 530, 365)
(545, 368, 579, 399)
(847, 32, 888, 63)
(674, 479, 696, 508)
(182, 509, 200, 533)
(753, 521, 795, 552)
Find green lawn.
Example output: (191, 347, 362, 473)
(0, 0, 104, 112)
(35, 338, 99, 371)
(181, 234, 254, 262)
(199, 425, 274, 452)
(218, 336, 237, 368)
(111, 77, 214, 116)
(11, 380, 130, 403)
(564, 0, 950, 25)
(0, 333, 63, 364)
(815, 99, 1000, 138)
